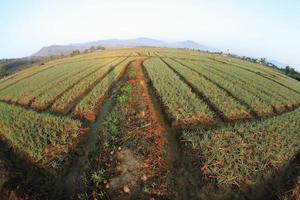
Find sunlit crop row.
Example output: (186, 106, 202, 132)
(50, 57, 126, 114)
(191, 57, 300, 109)
(30, 58, 116, 110)
(0, 59, 105, 105)
(143, 57, 214, 126)
(163, 58, 252, 121)
(175, 59, 275, 116)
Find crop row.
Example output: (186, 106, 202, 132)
(0, 58, 111, 105)
(203, 58, 296, 104)
(174, 59, 277, 116)
(185, 58, 290, 107)
(166, 52, 300, 111)
(158, 51, 300, 105)
(50, 57, 126, 114)
(143, 58, 214, 126)
(0, 102, 83, 172)
(202, 57, 300, 108)
(162, 58, 252, 121)
(0, 61, 60, 91)
(30, 58, 122, 110)
(213, 56, 300, 93)
(155, 50, 209, 60)
(73, 57, 137, 122)
(182, 107, 300, 186)
(0, 55, 102, 91)
(21, 59, 115, 107)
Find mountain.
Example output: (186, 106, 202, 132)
(32, 37, 218, 57)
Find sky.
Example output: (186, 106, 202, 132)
(0, 0, 300, 70)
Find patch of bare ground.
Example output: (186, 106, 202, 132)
(141, 59, 206, 200)
(105, 59, 168, 199)
(290, 182, 300, 200)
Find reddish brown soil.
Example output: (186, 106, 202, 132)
(72, 94, 108, 123)
(291, 183, 300, 200)
(107, 59, 168, 199)
(274, 104, 287, 113)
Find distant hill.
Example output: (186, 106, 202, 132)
(32, 37, 218, 57)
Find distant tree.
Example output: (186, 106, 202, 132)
(70, 50, 80, 56)
(227, 53, 300, 82)
(260, 58, 267, 64)
(0, 66, 5, 77)
(83, 49, 89, 54)
(284, 66, 300, 81)
(89, 46, 96, 52)
(285, 66, 295, 74)
(96, 46, 105, 50)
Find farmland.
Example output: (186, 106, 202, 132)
(182, 108, 300, 186)
(0, 102, 83, 172)
(0, 48, 299, 200)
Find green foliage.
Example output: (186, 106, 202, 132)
(128, 68, 138, 79)
(117, 83, 133, 104)
(285, 66, 300, 81)
(91, 169, 105, 187)
(101, 82, 133, 143)
(142, 185, 151, 194)
(104, 112, 122, 141)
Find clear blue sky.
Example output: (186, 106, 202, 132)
(0, 0, 299, 70)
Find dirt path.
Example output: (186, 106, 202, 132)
(61, 63, 131, 199)
(81, 59, 169, 200)
(141, 60, 204, 200)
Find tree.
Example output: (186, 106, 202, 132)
(97, 46, 105, 50)
(89, 46, 96, 52)
(260, 58, 267, 64)
(284, 66, 300, 81)
(285, 66, 295, 74)
(70, 50, 80, 56)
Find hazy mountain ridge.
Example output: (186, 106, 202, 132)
(32, 37, 218, 57)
